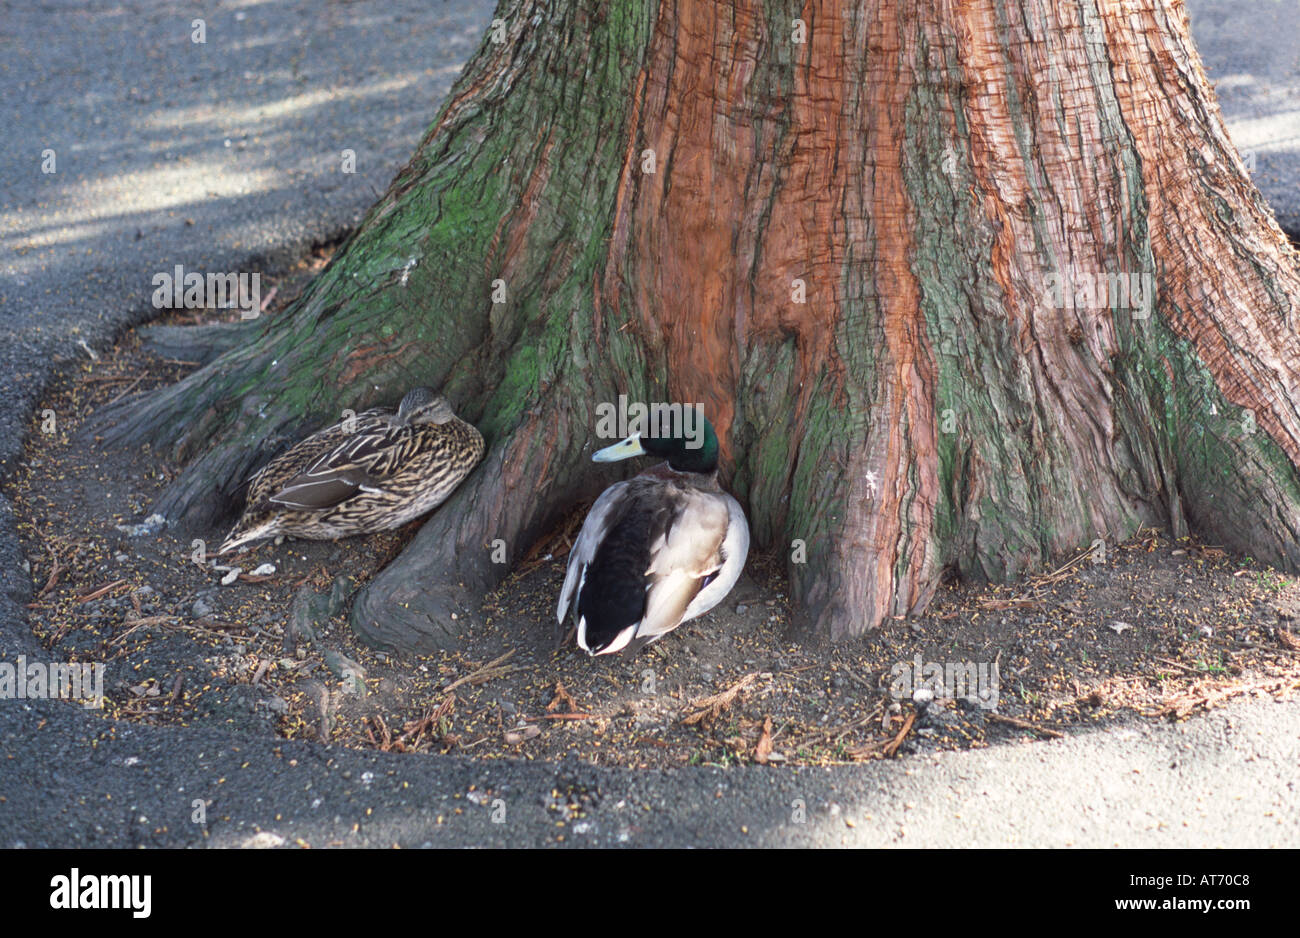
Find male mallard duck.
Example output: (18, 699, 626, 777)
(219, 387, 484, 554)
(557, 413, 749, 655)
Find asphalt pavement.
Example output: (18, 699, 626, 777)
(0, 0, 1296, 849)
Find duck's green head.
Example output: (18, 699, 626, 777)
(592, 409, 719, 474)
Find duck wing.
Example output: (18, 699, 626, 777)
(243, 407, 391, 503)
(267, 465, 379, 510)
(635, 490, 730, 642)
(678, 493, 749, 623)
(556, 481, 630, 624)
(265, 422, 405, 511)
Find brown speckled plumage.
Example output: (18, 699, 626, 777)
(219, 388, 484, 553)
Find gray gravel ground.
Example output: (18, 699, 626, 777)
(0, 0, 1297, 849)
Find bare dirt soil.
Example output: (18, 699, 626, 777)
(10, 263, 1300, 770)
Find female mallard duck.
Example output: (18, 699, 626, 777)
(219, 387, 484, 554)
(557, 414, 749, 655)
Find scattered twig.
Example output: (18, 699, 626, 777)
(838, 664, 876, 694)
(1152, 656, 1203, 674)
(368, 713, 393, 751)
(832, 708, 883, 745)
(975, 546, 1098, 611)
(192, 617, 249, 633)
(546, 681, 577, 713)
(882, 711, 917, 757)
(108, 616, 244, 655)
(109, 614, 180, 646)
(75, 579, 129, 603)
(976, 596, 1042, 611)
(38, 546, 66, 597)
(517, 507, 587, 573)
(682, 672, 759, 726)
(103, 375, 145, 408)
(986, 713, 1064, 739)
(789, 704, 883, 751)
(79, 374, 142, 384)
(524, 712, 593, 721)
(754, 716, 774, 764)
(1037, 546, 1098, 583)
(394, 695, 457, 750)
(442, 650, 523, 693)
(1150, 675, 1300, 720)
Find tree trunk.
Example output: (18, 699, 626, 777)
(101, 0, 1300, 653)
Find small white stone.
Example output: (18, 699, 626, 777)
(250, 563, 276, 576)
(241, 831, 285, 849)
(221, 567, 242, 585)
